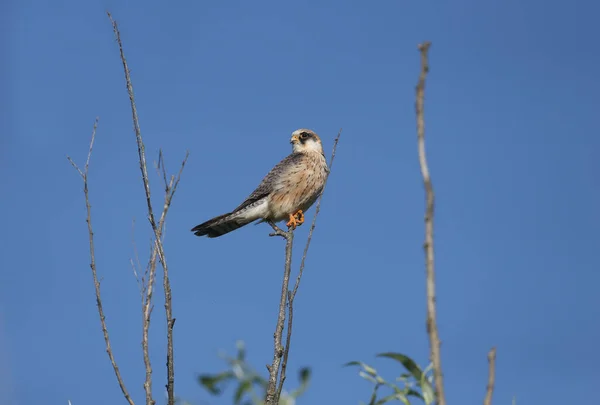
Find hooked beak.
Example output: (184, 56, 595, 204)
(290, 134, 300, 144)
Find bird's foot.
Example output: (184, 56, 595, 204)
(286, 210, 305, 230)
(294, 210, 305, 225)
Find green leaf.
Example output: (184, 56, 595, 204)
(375, 393, 411, 405)
(359, 371, 379, 384)
(344, 361, 378, 376)
(290, 367, 312, 398)
(387, 382, 403, 394)
(419, 374, 435, 405)
(299, 367, 311, 384)
(383, 382, 420, 399)
(236, 340, 246, 361)
(423, 363, 434, 376)
(377, 353, 423, 381)
(368, 383, 381, 405)
(406, 389, 424, 400)
(198, 371, 234, 395)
(233, 380, 251, 404)
(398, 373, 412, 381)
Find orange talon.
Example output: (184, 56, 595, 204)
(294, 209, 305, 225)
(286, 213, 299, 229)
(286, 210, 305, 230)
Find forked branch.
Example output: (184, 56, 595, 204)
(108, 12, 187, 405)
(264, 132, 342, 405)
(275, 130, 342, 401)
(264, 223, 294, 405)
(415, 41, 446, 405)
(67, 118, 135, 405)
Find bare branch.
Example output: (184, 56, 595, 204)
(155, 149, 169, 192)
(267, 221, 289, 239)
(67, 157, 84, 179)
(107, 13, 157, 403)
(484, 347, 497, 405)
(139, 152, 187, 405)
(275, 129, 342, 400)
(130, 258, 141, 294)
(108, 13, 187, 405)
(161, 152, 188, 404)
(68, 118, 135, 405)
(107, 12, 158, 235)
(275, 289, 294, 401)
(138, 152, 186, 405)
(264, 224, 294, 405)
(415, 41, 446, 405)
(84, 120, 97, 173)
(142, 241, 158, 405)
(130, 219, 144, 299)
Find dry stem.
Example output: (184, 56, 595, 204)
(484, 347, 497, 405)
(264, 132, 341, 404)
(415, 41, 446, 405)
(274, 129, 342, 401)
(264, 222, 294, 405)
(67, 118, 135, 405)
(108, 12, 186, 405)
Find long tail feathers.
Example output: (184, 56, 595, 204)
(191, 212, 255, 238)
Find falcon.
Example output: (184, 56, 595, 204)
(191, 129, 329, 238)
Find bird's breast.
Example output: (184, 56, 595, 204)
(267, 152, 328, 220)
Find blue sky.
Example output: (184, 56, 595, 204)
(2, 0, 599, 404)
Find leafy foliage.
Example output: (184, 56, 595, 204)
(345, 352, 435, 405)
(197, 344, 433, 405)
(197, 341, 311, 405)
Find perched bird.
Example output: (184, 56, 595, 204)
(191, 129, 330, 238)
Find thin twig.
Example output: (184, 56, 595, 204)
(68, 118, 135, 405)
(156, 149, 169, 193)
(138, 159, 185, 405)
(131, 219, 144, 298)
(275, 289, 294, 402)
(265, 223, 293, 405)
(292, 130, 342, 300)
(107, 13, 157, 404)
(162, 151, 188, 403)
(142, 250, 157, 405)
(415, 41, 446, 405)
(108, 13, 186, 405)
(275, 129, 342, 400)
(484, 347, 497, 405)
(130, 258, 141, 295)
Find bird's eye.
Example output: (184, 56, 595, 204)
(300, 132, 310, 139)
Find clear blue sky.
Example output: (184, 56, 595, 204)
(2, 1, 599, 404)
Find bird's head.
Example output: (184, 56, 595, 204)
(290, 129, 323, 154)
